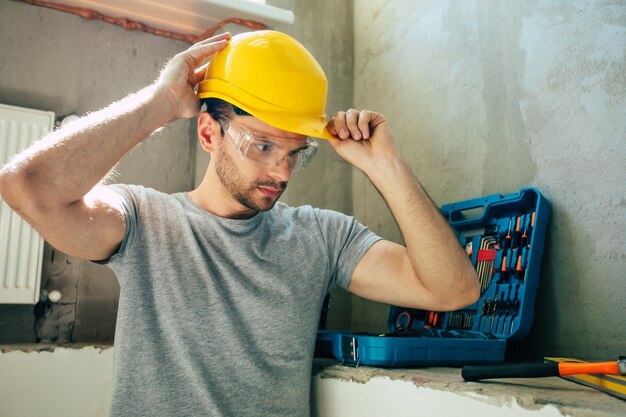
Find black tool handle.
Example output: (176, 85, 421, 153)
(462, 362, 559, 381)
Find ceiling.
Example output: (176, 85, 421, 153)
(47, 0, 294, 36)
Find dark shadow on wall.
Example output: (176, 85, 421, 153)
(1, 244, 119, 345)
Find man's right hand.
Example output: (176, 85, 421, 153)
(156, 32, 231, 120)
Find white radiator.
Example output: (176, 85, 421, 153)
(0, 103, 55, 304)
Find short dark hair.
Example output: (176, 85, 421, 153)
(202, 98, 251, 125)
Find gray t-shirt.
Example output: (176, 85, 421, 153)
(102, 184, 380, 417)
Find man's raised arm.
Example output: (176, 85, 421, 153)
(327, 109, 479, 311)
(0, 33, 231, 261)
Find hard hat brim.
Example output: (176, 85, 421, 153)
(198, 85, 335, 141)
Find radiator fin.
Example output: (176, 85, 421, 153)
(0, 104, 55, 304)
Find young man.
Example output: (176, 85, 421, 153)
(0, 31, 478, 416)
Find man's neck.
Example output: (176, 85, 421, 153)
(188, 172, 258, 220)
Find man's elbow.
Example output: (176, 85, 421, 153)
(0, 165, 21, 209)
(464, 268, 481, 305)
(434, 267, 479, 311)
(453, 267, 480, 310)
(0, 164, 48, 216)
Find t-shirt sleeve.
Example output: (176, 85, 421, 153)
(313, 208, 382, 291)
(92, 184, 141, 267)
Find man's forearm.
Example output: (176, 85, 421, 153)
(0, 85, 174, 208)
(365, 157, 479, 305)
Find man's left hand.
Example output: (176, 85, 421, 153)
(326, 109, 401, 173)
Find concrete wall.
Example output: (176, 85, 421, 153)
(0, 0, 192, 343)
(0, 0, 354, 341)
(1, 0, 624, 363)
(193, 0, 357, 329)
(351, 0, 625, 360)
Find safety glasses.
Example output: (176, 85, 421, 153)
(218, 118, 318, 171)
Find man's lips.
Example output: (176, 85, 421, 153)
(258, 186, 283, 198)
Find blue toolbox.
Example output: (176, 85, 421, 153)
(316, 187, 550, 367)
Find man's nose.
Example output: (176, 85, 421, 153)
(268, 156, 293, 183)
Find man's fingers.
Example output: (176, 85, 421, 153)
(192, 63, 209, 86)
(189, 32, 232, 59)
(331, 109, 375, 141)
(327, 117, 339, 136)
(194, 31, 232, 46)
(345, 109, 363, 140)
(164, 33, 230, 86)
(357, 111, 371, 139)
(180, 32, 231, 69)
(186, 39, 229, 65)
(332, 111, 349, 139)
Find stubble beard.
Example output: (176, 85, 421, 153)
(215, 144, 286, 212)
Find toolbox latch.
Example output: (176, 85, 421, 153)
(341, 335, 360, 367)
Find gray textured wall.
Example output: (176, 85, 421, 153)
(0, 0, 194, 343)
(265, 0, 355, 330)
(2, 0, 623, 363)
(194, 0, 356, 329)
(351, 0, 625, 360)
(0, 0, 354, 342)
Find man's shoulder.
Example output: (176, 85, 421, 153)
(101, 183, 186, 215)
(273, 201, 312, 213)
(103, 183, 180, 200)
(272, 201, 352, 224)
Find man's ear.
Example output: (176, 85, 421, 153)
(198, 112, 221, 153)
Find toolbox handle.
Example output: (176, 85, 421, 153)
(442, 187, 544, 227)
(446, 205, 486, 226)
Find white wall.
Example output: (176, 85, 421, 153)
(311, 376, 567, 417)
(0, 347, 113, 417)
(0, 347, 571, 417)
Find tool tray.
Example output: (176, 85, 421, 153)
(316, 187, 550, 367)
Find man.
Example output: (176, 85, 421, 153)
(0, 31, 478, 416)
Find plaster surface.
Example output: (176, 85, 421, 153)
(0, 0, 355, 342)
(313, 359, 626, 417)
(1, 0, 623, 365)
(2, 347, 623, 417)
(351, 0, 626, 361)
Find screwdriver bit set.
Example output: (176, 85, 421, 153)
(316, 187, 550, 367)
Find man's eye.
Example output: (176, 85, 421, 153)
(288, 150, 301, 158)
(289, 146, 309, 157)
(254, 143, 273, 153)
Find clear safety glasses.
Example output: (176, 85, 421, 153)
(218, 118, 318, 171)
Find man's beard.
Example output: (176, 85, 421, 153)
(215, 144, 287, 212)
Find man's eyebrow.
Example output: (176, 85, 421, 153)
(254, 135, 307, 149)
(248, 130, 278, 141)
(254, 136, 276, 143)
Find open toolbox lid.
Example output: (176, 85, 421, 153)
(388, 186, 550, 342)
(316, 187, 550, 367)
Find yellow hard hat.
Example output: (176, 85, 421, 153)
(197, 30, 334, 140)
